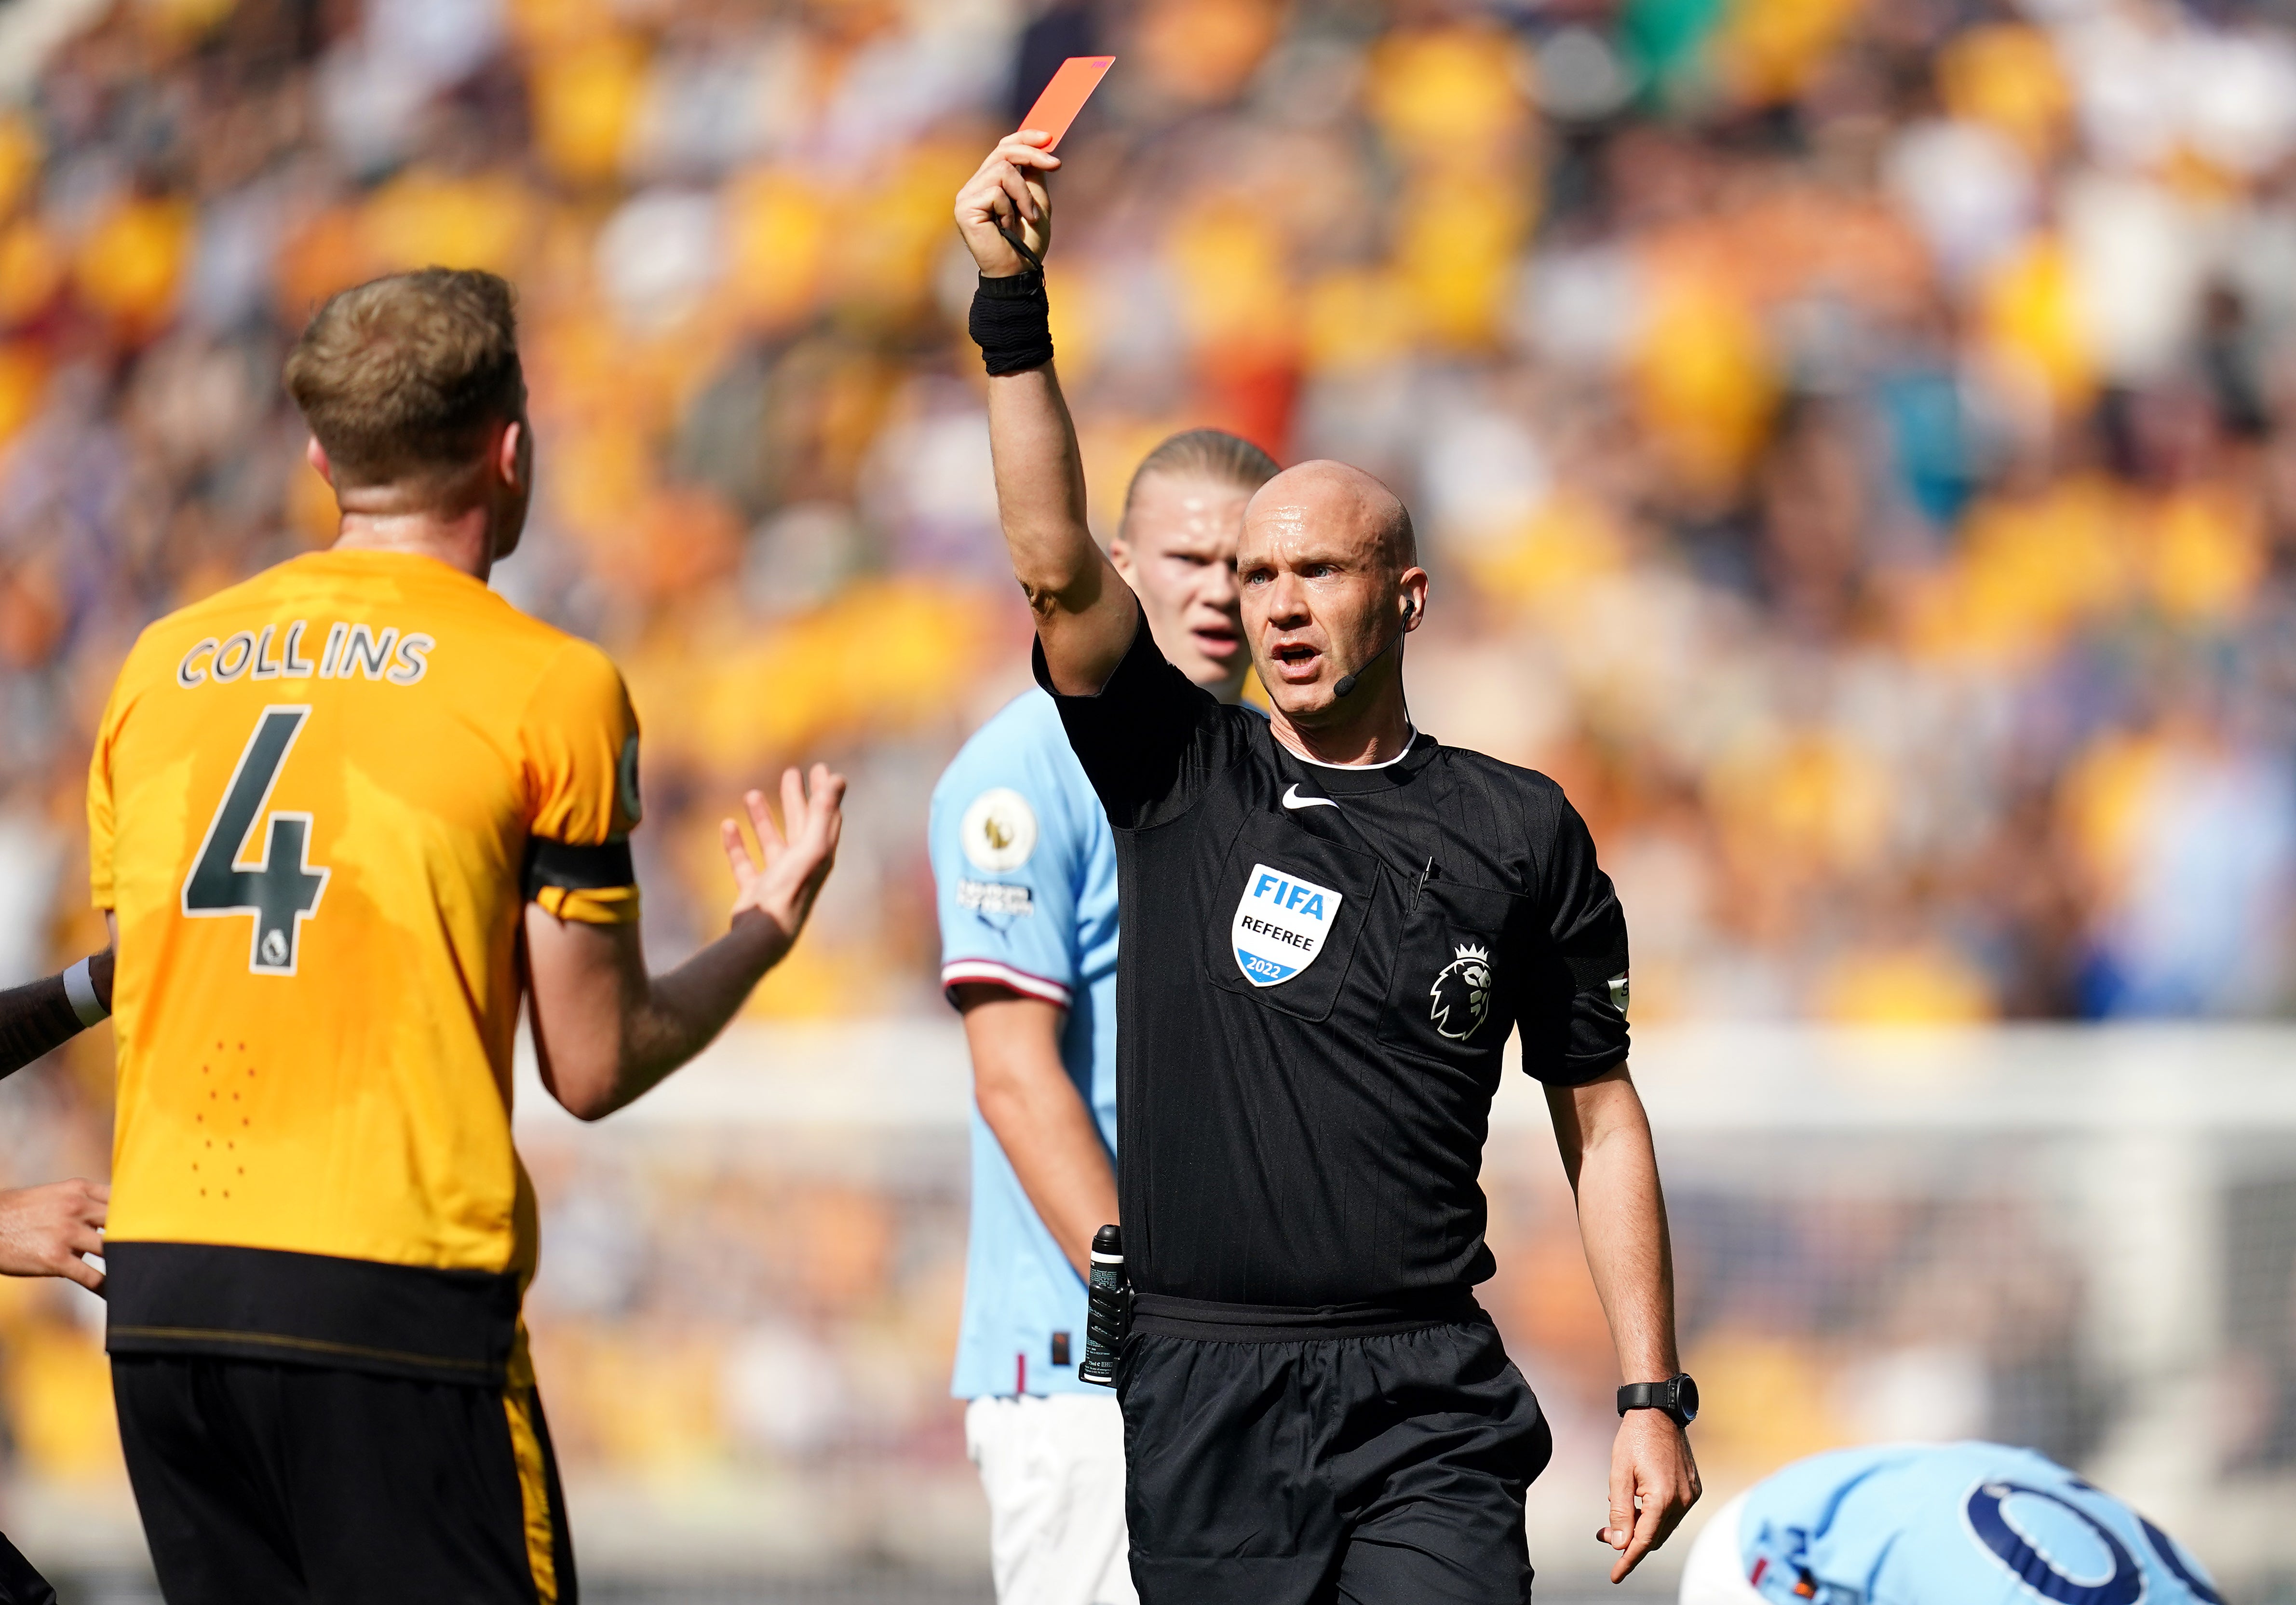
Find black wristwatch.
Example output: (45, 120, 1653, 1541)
(1617, 1373, 1698, 1427)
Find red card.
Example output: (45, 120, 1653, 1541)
(1019, 56, 1115, 152)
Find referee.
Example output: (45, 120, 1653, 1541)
(933, 427, 1275, 1605)
(956, 134, 1700, 1601)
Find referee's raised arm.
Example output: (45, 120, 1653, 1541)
(954, 133, 1139, 696)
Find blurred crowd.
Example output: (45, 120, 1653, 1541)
(0, 0, 2290, 1031)
(0, 0, 2295, 1539)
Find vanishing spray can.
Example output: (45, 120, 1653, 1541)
(1080, 1224, 1128, 1387)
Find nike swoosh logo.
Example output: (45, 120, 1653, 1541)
(1281, 784, 1338, 812)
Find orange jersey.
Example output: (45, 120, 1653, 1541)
(89, 548, 640, 1382)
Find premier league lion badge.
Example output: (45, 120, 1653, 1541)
(1430, 943, 1495, 1040)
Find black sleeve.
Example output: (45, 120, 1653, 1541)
(1030, 608, 1234, 830)
(0, 1531, 54, 1605)
(1516, 797, 1630, 1085)
(0, 960, 103, 1080)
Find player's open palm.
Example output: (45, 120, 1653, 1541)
(0, 1178, 108, 1295)
(955, 130, 1059, 276)
(722, 763, 846, 950)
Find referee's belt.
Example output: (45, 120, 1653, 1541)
(1130, 1287, 1485, 1343)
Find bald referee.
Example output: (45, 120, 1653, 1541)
(955, 134, 1699, 1603)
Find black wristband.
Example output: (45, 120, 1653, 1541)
(969, 272, 1053, 376)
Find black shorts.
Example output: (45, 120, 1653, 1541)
(112, 1356, 575, 1605)
(1116, 1296, 1552, 1605)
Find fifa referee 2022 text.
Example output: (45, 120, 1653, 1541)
(955, 130, 1702, 1604)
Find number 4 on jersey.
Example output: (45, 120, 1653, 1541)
(182, 706, 330, 975)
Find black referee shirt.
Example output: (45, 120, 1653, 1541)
(1035, 612, 1631, 1308)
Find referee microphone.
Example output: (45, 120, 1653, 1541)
(1332, 598, 1414, 700)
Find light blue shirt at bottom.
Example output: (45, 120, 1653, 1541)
(1738, 1442, 2222, 1605)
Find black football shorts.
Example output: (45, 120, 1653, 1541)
(112, 1355, 574, 1605)
(1117, 1296, 1551, 1605)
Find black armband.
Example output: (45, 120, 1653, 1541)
(969, 272, 1054, 376)
(0, 973, 90, 1079)
(523, 837, 636, 900)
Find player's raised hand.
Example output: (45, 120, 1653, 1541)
(0, 1178, 108, 1295)
(721, 763, 847, 948)
(955, 130, 1060, 277)
(1598, 1409, 1700, 1581)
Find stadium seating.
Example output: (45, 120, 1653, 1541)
(0, 0, 2293, 1589)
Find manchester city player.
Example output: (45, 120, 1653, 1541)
(933, 426, 1278, 1605)
(1680, 1443, 2222, 1605)
(956, 133, 1698, 1602)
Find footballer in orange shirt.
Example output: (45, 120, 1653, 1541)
(87, 268, 845, 1605)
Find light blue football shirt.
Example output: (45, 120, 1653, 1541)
(1737, 1442, 2221, 1605)
(930, 688, 1120, 1398)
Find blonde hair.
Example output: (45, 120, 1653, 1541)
(284, 268, 524, 489)
(1121, 429, 1280, 527)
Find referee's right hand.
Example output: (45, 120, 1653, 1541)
(1600, 1406, 1700, 1580)
(955, 130, 1060, 277)
(0, 1178, 108, 1295)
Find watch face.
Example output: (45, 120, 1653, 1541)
(1674, 1374, 1699, 1423)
